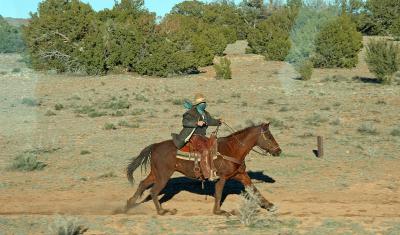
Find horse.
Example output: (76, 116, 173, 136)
(125, 122, 282, 215)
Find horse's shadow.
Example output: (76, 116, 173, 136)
(141, 171, 275, 205)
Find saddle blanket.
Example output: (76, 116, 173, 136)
(176, 150, 219, 161)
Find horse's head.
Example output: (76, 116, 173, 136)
(256, 123, 281, 156)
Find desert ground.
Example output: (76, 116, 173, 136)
(0, 38, 400, 234)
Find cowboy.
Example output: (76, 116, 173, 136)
(172, 93, 222, 149)
(172, 93, 222, 180)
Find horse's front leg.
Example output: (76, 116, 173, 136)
(232, 172, 277, 212)
(213, 178, 230, 216)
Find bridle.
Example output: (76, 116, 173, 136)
(260, 130, 281, 152)
(221, 122, 279, 156)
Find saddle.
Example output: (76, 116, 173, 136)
(179, 134, 218, 180)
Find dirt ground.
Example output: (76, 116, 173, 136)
(0, 38, 400, 234)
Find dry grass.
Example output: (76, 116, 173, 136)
(48, 216, 88, 235)
(8, 153, 47, 171)
(0, 38, 399, 234)
(237, 186, 261, 226)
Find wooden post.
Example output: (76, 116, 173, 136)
(317, 136, 324, 158)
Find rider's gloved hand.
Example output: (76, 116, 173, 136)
(197, 120, 206, 126)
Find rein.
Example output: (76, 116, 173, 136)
(218, 153, 243, 165)
(212, 124, 243, 165)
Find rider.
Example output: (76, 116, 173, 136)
(172, 93, 222, 149)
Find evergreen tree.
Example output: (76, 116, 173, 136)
(23, 0, 99, 73)
(313, 16, 362, 68)
(0, 16, 25, 53)
(360, 0, 400, 35)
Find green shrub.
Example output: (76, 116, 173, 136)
(12, 68, 21, 73)
(9, 153, 47, 171)
(75, 105, 106, 118)
(45, 110, 56, 116)
(391, 17, 400, 40)
(390, 126, 400, 136)
(130, 108, 145, 116)
(134, 94, 149, 102)
(172, 1, 243, 42)
(246, 7, 297, 61)
(159, 13, 229, 69)
(23, 0, 157, 75)
(104, 123, 117, 130)
(112, 110, 125, 116)
(305, 113, 328, 126)
(0, 15, 25, 53)
(54, 103, 64, 110)
(313, 16, 362, 68)
(23, 0, 100, 74)
(358, 123, 378, 135)
(21, 97, 39, 106)
(102, 97, 130, 110)
(96, 1, 156, 73)
(135, 35, 198, 77)
(75, 105, 93, 113)
(279, 106, 289, 112)
(366, 39, 400, 84)
(80, 150, 91, 155)
(361, 0, 400, 36)
(88, 110, 107, 118)
(247, 20, 291, 61)
(330, 118, 341, 126)
(118, 120, 139, 128)
(214, 57, 232, 80)
(231, 92, 241, 98)
(294, 59, 313, 80)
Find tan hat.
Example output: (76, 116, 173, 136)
(194, 93, 206, 105)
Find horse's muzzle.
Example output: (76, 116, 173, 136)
(271, 148, 282, 156)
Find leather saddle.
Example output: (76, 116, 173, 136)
(179, 134, 217, 180)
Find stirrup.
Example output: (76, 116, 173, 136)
(208, 170, 219, 181)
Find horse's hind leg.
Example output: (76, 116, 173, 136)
(126, 172, 155, 210)
(150, 169, 176, 215)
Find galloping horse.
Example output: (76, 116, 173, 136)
(125, 122, 282, 215)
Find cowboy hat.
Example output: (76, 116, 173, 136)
(193, 93, 206, 105)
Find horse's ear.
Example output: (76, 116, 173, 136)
(261, 122, 270, 129)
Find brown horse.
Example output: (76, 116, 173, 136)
(125, 122, 282, 215)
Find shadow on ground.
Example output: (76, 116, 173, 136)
(352, 76, 381, 84)
(139, 171, 275, 205)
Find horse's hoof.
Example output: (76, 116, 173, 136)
(125, 202, 139, 211)
(213, 210, 231, 217)
(229, 209, 239, 216)
(112, 207, 127, 214)
(167, 209, 177, 215)
(157, 209, 168, 215)
(267, 204, 278, 213)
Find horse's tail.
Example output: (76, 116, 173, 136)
(126, 144, 154, 185)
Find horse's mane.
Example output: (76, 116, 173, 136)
(222, 124, 260, 138)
